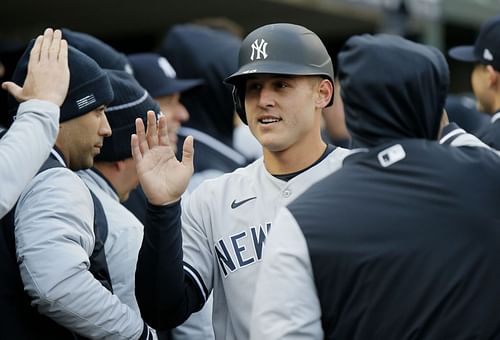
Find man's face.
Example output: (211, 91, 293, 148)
(244, 74, 324, 153)
(471, 64, 494, 113)
(57, 106, 112, 170)
(156, 93, 189, 152)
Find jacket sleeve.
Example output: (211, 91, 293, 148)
(0, 99, 59, 218)
(15, 168, 145, 340)
(135, 201, 204, 330)
(250, 207, 323, 340)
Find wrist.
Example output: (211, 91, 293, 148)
(147, 193, 181, 206)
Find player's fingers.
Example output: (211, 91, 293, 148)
(58, 39, 68, 64)
(49, 29, 62, 60)
(158, 114, 170, 146)
(135, 117, 149, 155)
(29, 35, 44, 63)
(131, 134, 143, 163)
(1, 81, 23, 101)
(181, 135, 194, 170)
(40, 28, 54, 61)
(145, 110, 158, 148)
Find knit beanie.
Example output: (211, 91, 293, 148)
(95, 69, 161, 162)
(9, 41, 114, 122)
(62, 28, 133, 74)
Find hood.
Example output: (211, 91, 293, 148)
(0, 40, 25, 128)
(338, 34, 449, 148)
(160, 24, 241, 146)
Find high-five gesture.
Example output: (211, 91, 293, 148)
(132, 111, 194, 205)
(2, 28, 69, 106)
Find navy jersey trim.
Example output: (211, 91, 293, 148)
(183, 261, 209, 302)
(439, 123, 465, 145)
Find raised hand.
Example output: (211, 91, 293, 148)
(2, 28, 69, 106)
(131, 111, 194, 205)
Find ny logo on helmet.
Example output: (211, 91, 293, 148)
(250, 39, 268, 61)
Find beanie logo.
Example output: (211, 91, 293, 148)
(250, 39, 268, 61)
(483, 48, 494, 61)
(76, 94, 97, 110)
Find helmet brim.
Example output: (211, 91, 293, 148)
(224, 60, 333, 85)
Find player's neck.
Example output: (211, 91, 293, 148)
(263, 137, 327, 175)
(493, 95, 500, 115)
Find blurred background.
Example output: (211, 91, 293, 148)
(1, 0, 498, 93)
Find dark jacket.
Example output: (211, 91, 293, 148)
(290, 34, 500, 339)
(476, 112, 500, 150)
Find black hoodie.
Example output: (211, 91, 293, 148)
(160, 24, 240, 148)
(340, 34, 447, 148)
(288, 34, 500, 339)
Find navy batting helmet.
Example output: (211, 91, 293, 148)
(224, 23, 334, 124)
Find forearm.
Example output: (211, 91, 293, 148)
(136, 201, 203, 330)
(0, 99, 59, 217)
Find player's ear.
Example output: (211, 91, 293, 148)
(486, 65, 499, 87)
(316, 78, 333, 109)
(115, 160, 126, 172)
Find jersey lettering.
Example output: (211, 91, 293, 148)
(215, 222, 272, 277)
(231, 232, 254, 267)
(215, 239, 236, 276)
(251, 223, 271, 261)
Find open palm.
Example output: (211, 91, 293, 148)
(2, 28, 69, 106)
(132, 111, 194, 205)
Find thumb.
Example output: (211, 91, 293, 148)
(181, 135, 194, 171)
(1, 82, 24, 102)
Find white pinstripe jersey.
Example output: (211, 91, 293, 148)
(180, 146, 351, 339)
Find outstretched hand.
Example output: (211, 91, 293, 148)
(132, 111, 194, 205)
(2, 28, 69, 106)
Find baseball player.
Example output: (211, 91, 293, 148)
(0, 28, 67, 218)
(1, 33, 155, 339)
(448, 15, 500, 149)
(250, 34, 500, 339)
(132, 23, 351, 339)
